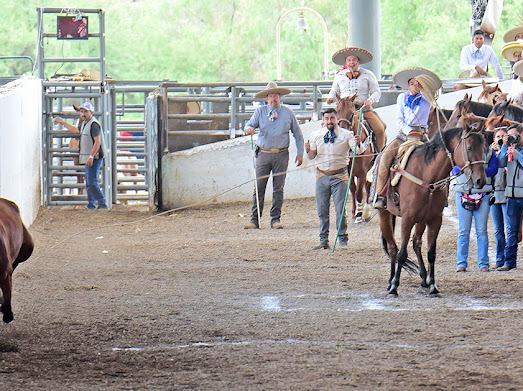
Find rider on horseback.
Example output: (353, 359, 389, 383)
(326, 47, 387, 152)
(373, 67, 442, 209)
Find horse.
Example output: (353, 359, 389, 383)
(490, 99, 523, 123)
(336, 94, 375, 223)
(427, 107, 452, 139)
(0, 198, 33, 323)
(379, 125, 487, 296)
(478, 79, 507, 106)
(445, 94, 494, 129)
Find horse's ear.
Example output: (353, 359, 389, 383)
(350, 94, 357, 102)
(482, 79, 487, 88)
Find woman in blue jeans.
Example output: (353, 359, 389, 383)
(489, 129, 508, 270)
(452, 148, 498, 272)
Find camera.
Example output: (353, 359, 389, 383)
(507, 134, 520, 145)
(497, 138, 504, 146)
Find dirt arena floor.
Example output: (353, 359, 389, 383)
(0, 197, 522, 390)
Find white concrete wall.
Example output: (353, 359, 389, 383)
(0, 77, 42, 225)
(162, 81, 512, 210)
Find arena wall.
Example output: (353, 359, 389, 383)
(0, 77, 42, 225)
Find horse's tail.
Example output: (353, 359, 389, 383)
(381, 215, 419, 275)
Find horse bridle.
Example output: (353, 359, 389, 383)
(449, 129, 487, 176)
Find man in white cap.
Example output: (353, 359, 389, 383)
(373, 67, 442, 209)
(244, 82, 304, 229)
(54, 101, 108, 209)
(460, 29, 504, 79)
(326, 47, 386, 152)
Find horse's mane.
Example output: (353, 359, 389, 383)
(420, 127, 463, 164)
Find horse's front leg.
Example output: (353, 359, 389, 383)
(354, 177, 365, 223)
(412, 223, 428, 288)
(426, 216, 443, 295)
(350, 177, 357, 219)
(0, 274, 14, 323)
(389, 220, 415, 295)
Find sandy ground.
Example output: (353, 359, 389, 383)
(0, 197, 521, 390)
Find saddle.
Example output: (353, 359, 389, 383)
(390, 139, 424, 187)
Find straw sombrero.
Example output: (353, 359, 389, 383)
(332, 47, 373, 66)
(503, 25, 523, 43)
(501, 41, 523, 61)
(514, 60, 523, 78)
(392, 67, 442, 100)
(254, 81, 291, 99)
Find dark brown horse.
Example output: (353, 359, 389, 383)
(379, 125, 487, 295)
(336, 94, 375, 223)
(0, 198, 34, 323)
(446, 94, 494, 130)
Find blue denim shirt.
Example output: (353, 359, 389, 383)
(245, 104, 304, 156)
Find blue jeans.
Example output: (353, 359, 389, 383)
(455, 192, 491, 269)
(503, 197, 523, 268)
(490, 202, 507, 267)
(85, 158, 107, 208)
(316, 174, 348, 244)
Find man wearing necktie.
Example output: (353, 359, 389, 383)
(459, 29, 504, 79)
(305, 108, 367, 250)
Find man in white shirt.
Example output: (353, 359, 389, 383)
(326, 47, 387, 152)
(460, 29, 504, 79)
(305, 108, 367, 250)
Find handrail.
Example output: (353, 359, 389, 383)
(0, 56, 35, 76)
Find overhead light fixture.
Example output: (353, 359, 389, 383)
(296, 12, 310, 32)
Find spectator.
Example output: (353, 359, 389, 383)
(459, 30, 504, 80)
(489, 129, 508, 270)
(453, 147, 498, 272)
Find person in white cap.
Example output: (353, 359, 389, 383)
(459, 29, 504, 79)
(54, 101, 108, 209)
(244, 82, 304, 229)
(326, 47, 386, 152)
(373, 67, 442, 209)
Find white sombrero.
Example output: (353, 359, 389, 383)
(254, 81, 291, 99)
(332, 47, 373, 65)
(514, 60, 523, 77)
(392, 67, 442, 91)
(503, 25, 523, 43)
(501, 41, 523, 61)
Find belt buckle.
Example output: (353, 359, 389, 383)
(270, 148, 279, 153)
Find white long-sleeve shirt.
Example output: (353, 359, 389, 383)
(327, 68, 381, 106)
(395, 92, 432, 134)
(460, 43, 504, 79)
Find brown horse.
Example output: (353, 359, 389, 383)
(0, 198, 34, 323)
(336, 94, 375, 223)
(478, 79, 507, 106)
(379, 125, 487, 295)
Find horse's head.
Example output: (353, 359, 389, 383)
(446, 94, 472, 128)
(448, 125, 487, 189)
(336, 94, 358, 129)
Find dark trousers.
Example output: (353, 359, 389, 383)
(250, 150, 289, 223)
(504, 197, 523, 268)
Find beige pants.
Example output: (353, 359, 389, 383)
(362, 110, 386, 152)
(376, 138, 403, 196)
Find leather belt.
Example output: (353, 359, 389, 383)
(259, 147, 288, 153)
(317, 167, 347, 176)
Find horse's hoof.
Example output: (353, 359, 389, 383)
(388, 287, 398, 296)
(354, 217, 364, 224)
(420, 281, 430, 288)
(2, 312, 13, 323)
(429, 287, 440, 295)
